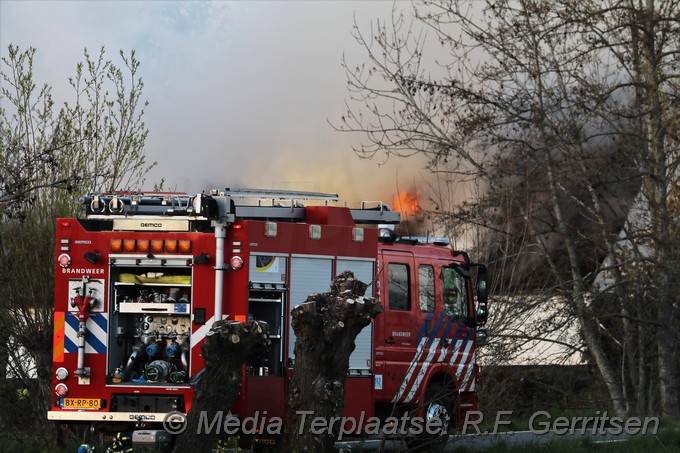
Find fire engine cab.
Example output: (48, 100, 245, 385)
(48, 188, 489, 442)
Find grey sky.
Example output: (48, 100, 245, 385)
(1, 1, 428, 205)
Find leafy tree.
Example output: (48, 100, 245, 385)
(338, 0, 679, 418)
(0, 45, 77, 218)
(0, 44, 156, 446)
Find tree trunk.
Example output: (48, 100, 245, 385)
(640, 0, 680, 419)
(282, 271, 383, 453)
(545, 155, 629, 416)
(172, 320, 270, 453)
(636, 323, 648, 415)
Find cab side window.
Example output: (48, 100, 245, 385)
(418, 265, 435, 313)
(442, 267, 467, 319)
(388, 263, 410, 311)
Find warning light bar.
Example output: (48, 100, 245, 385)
(109, 238, 192, 254)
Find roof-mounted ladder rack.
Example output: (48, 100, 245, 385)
(78, 188, 400, 224)
(224, 188, 340, 204)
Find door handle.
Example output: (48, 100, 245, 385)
(385, 338, 395, 345)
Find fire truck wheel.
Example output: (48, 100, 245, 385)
(406, 382, 454, 451)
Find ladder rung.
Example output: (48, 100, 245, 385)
(224, 187, 340, 202)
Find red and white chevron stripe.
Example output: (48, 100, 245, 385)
(391, 322, 477, 403)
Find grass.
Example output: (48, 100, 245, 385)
(459, 424, 680, 453)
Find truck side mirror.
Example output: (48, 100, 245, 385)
(476, 266, 489, 327)
(476, 266, 488, 304)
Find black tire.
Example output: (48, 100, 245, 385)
(405, 382, 455, 452)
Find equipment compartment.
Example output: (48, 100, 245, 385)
(107, 256, 193, 386)
(247, 283, 285, 377)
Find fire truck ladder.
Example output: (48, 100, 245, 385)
(79, 188, 400, 224)
(223, 188, 400, 224)
(224, 187, 340, 203)
(223, 188, 334, 222)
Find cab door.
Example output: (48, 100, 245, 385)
(373, 250, 416, 402)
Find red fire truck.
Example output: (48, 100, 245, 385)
(48, 188, 488, 443)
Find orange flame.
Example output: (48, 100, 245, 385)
(393, 190, 421, 217)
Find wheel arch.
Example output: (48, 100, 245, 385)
(418, 365, 458, 412)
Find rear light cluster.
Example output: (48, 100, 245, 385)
(230, 240, 244, 270)
(55, 367, 69, 397)
(110, 239, 191, 254)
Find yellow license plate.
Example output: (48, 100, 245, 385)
(62, 398, 102, 409)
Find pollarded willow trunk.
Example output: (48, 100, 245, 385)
(172, 320, 270, 453)
(281, 271, 383, 453)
